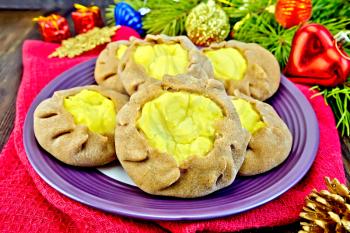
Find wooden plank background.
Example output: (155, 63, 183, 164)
(0, 0, 114, 9)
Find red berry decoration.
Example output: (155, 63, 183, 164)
(284, 23, 350, 87)
(275, 0, 312, 29)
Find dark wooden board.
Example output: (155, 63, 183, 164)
(0, 0, 114, 10)
(0, 11, 42, 149)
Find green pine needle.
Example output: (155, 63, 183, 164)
(106, 0, 201, 36)
(233, 11, 296, 67)
(312, 81, 350, 136)
(221, 0, 272, 20)
(311, 0, 350, 21)
(142, 0, 201, 36)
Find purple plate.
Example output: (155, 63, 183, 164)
(23, 58, 319, 220)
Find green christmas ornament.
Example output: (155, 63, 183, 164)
(185, 0, 230, 46)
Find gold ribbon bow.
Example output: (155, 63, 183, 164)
(74, 3, 99, 14)
(33, 14, 60, 29)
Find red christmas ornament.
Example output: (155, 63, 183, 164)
(33, 14, 70, 43)
(72, 4, 104, 34)
(275, 0, 312, 29)
(284, 23, 350, 87)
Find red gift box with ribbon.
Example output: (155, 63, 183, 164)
(33, 14, 70, 43)
(72, 4, 104, 34)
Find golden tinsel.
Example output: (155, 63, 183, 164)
(185, 0, 230, 47)
(49, 26, 119, 58)
(299, 177, 350, 233)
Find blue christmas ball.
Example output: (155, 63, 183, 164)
(114, 2, 144, 35)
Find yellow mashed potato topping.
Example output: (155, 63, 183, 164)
(204, 48, 247, 81)
(116, 45, 128, 59)
(137, 92, 223, 165)
(231, 98, 265, 134)
(133, 44, 189, 80)
(64, 90, 116, 135)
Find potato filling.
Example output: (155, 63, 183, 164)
(231, 98, 265, 134)
(116, 45, 128, 59)
(64, 90, 116, 135)
(137, 92, 223, 165)
(133, 44, 189, 80)
(204, 48, 247, 81)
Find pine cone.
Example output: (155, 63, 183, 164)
(299, 177, 350, 233)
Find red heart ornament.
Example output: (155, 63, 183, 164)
(284, 23, 350, 87)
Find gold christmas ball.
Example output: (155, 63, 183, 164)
(185, 0, 230, 46)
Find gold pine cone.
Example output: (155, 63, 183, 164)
(299, 177, 350, 233)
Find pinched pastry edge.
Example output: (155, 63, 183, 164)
(118, 34, 214, 95)
(94, 40, 130, 94)
(34, 85, 129, 167)
(115, 75, 250, 198)
(202, 40, 281, 101)
(232, 91, 293, 176)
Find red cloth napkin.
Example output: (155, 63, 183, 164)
(0, 26, 345, 232)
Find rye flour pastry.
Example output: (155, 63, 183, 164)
(202, 40, 281, 101)
(94, 40, 130, 93)
(34, 85, 129, 167)
(230, 92, 292, 176)
(118, 34, 213, 95)
(115, 74, 250, 198)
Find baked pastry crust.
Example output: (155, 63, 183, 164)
(232, 92, 293, 176)
(118, 34, 214, 95)
(94, 40, 130, 93)
(115, 75, 250, 198)
(34, 85, 129, 167)
(202, 40, 281, 101)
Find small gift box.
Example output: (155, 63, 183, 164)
(33, 14, 71, 43)
(72, 4, 104, 34)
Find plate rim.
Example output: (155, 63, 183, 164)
(23, 58, 320, 220)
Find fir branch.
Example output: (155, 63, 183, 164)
(221, 0, 272, 21)
(219, 0, 350, 68)
(106, 0, 201, 36)
(233, 14, 350, 68)
(142, 0, 201, 36)
(313, 81, 350, 136)
(311, 0, 350, 21)
(233, 11, 295, 67)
